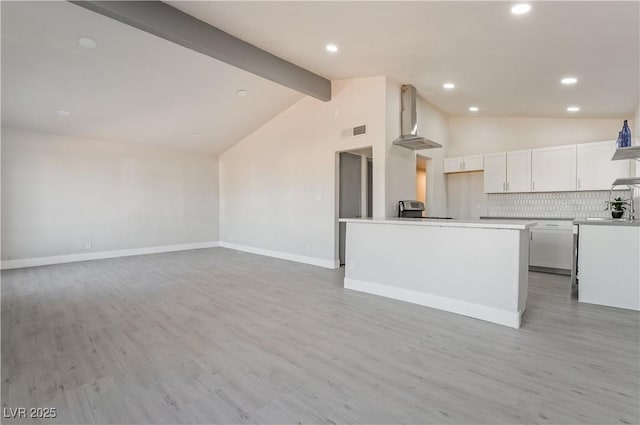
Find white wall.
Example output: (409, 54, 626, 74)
(634, 107, 640, 143)
(416, 98, 450, 217)
(220, 77, 387, 266)
(219, 76, 452, 265)
(448, 117, 624, 156)
(384, 78, 421, 217)
(633, 107, 640, 214)
(447, 117, 630, 219)
(1, 127, 219, 261)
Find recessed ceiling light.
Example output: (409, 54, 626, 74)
(78, 37, 97, 49)
(325, 43, 338, 53)
(443, 83, 455, 90)
(57, 110, 71, 116)
(511, 3, 531, 15)
(236, 89, 248, 97)
(567, 106, 581, 112)
(561, 77, 578, 85)
(469, 106, 479, 112)
(189, 132, 199, 137)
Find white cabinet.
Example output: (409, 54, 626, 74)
(483, 150, 531, 193)
(483, 153, 507, 192)
(443, 155, 483, 173)
(444, 157, 463, 173)
(506, 150, 532, 193)
(531, 145, 577, 192)
(463, 155, 484, 172)
(529, 221, 573, 270)
(576, 140, 631, 190)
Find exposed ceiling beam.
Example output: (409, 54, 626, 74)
(68, 1, 331, 101)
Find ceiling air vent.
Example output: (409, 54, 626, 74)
(341, 125, 367, 138)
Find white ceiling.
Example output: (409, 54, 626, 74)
(1, 1, 303, 154)
(171, 1, 640, 119)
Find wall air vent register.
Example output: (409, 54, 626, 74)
(341, 125, 367, 138)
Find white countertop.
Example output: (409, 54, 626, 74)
(573, 218, 640, 227)
(339, 217, 536, 230)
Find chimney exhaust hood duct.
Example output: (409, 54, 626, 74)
(392, 84, 442, 150)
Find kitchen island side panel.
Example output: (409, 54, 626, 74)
(343, 221, 529, 328)
(578, 224, 640, 311)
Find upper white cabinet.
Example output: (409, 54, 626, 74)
(483, 150, 531, 193)
(506, 150, 532, 193)
(483, 153, 507, 192)
(531, 145, 577, 192)
(443, 155, 483, 173)
(576, 140, 631, 190)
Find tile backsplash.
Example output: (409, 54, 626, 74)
(487, 190, 633, 218)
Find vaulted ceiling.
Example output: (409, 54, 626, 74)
(2, 1, 638, 154)
(1, 1, 303, 154)
(171, 1, 639, 119)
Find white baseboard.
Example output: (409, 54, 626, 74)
(344, 278, 522, 329)
(1, 241, 220, 270)
(219, 242, 339, 269)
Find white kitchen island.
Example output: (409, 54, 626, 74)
(574, 219, 640, 311)
(340, 218, 536, 328)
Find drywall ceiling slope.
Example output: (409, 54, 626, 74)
(170, 1, 639, 119)
(69, 1, 331, 101)
(1, 1, 304, 154)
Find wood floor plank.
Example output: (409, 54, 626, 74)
(2, 247, 639, 424)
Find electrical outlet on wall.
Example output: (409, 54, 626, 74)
(84, 242, 92, 250)
(348, 259, 355, 270)
(305, 243, 310, 252)
(227, 235, 232, 241)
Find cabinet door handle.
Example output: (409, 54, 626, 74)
(461, 161, 465, 171)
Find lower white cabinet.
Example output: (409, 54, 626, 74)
(529, 221, 573, 270)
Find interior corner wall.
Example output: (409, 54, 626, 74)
(384, 78, 418, 217)
(1, 127, 219, 262)
(415, 97, 450, 218)
(219, 76, 387, 266)
(633, 107, 640, 213)
(382, 78, 451, 218)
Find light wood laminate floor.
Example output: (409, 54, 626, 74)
(2, 248, 639, 424)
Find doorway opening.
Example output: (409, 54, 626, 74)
(337, 147, 373, 266)
(416, 155, 429, 208)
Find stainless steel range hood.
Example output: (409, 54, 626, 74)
(392, 84, 442, 150)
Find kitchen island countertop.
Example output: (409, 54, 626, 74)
(480, 216, 574, 221)
(340, 217, 536, 230)
(573, 218, 640, 227)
